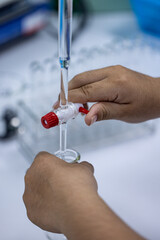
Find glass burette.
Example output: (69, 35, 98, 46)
(46, 1, 80, 239)
(55, 0, 80, 163)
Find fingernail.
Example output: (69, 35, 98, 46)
(53, 101, 59, 109)
(90, 115, 97, 125)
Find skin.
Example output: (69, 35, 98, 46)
(23, 152, 144, 240)
(54, 65, 160, 125)
(23, 65, 160, 239)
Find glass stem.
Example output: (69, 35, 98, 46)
(58, 0, 72, 157)
(59, 66, 69, 154)
(60, 123, 67, 153)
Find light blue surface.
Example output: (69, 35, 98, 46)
(130, 0, 160, 36)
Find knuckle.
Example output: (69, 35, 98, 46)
(80, 161, 94, 174)
(113, 65, 127, 76)
(114, 78, 126, 89)
(34, 151, 48, 162)
(85, 162, 94, 172)
(115, 65, 124, 70)
(111, 74, 128, 89)
(108, 65, 126, 82)
(72, 73, 82, 82)
(81, 161, 92, 167)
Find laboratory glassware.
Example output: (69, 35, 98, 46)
(17, 35, 159, 161)
(54, 0, 80, 164)
(46, 0, 79, 239)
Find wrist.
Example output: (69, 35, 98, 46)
(59, 191, 144, 240)
(59, 189, 100, 237)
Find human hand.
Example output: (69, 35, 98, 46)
(55, 65, 160, 125)
(23, 152, 145, 240)
(23, 152, 97, 233)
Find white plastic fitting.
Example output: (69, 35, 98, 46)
(41, 103, 88, 129)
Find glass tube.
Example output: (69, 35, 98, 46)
(58, 0, 72, 160)
(54, 0, 80, 163)
(46, 1, 79, 239)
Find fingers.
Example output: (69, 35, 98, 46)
(68, 79, 117, 104)
(34, 153, 94, 174)
(53, 67, 113, 107)
(34, 152, 67, 168)
(80, 161, 94, 174)
(85, 102, 129, 125)
(68, 67, 112, 90)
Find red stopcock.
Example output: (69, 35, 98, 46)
(41, 112, 59, 129)
(41, 104, 89, 129)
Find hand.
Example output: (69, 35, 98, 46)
(23, 152, 144, 240)
(23, 152, 97, 233)
(55, 65, 160, 125)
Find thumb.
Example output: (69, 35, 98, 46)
(85, 102, 126, 126)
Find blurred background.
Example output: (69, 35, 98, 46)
(87, 0, 131, 11)
(1, 0, 160, 240)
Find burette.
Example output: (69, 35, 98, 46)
(58, 0, 72, 157)
(41, 0, 89, 163)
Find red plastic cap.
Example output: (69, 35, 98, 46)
(41, 112, 59, 129)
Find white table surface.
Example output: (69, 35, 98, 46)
(0, 12, 160, 240)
